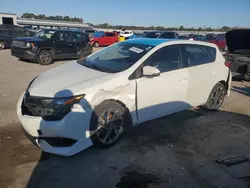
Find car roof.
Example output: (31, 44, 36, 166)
(124, 38, 218, 48)
(125, 38, 176, 46)
(40, 28, 82, 33)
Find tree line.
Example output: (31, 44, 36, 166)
(21, 13, 83, 23)
(88, 23, 235, 32)
(20, 13, 235, 31)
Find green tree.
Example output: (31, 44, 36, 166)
(179, 25, 184, 30)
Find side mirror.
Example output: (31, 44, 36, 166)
(142, 66, 160, 77)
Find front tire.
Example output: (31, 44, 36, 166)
(89, 101, 131, 148)
(0, 41, 5, 50)
(203, 82, 226, 110)
(37, 50, 53, 65)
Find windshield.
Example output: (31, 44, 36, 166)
(34, 29, 56, 39)
(77, 42, 153, 73)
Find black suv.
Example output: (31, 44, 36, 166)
(11, 29, 92, 65)
(0, 25, 28, 50)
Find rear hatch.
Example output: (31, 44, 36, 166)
(226, 29, 250, 56)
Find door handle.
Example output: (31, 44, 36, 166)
(68, 43, 73, 46)
(178, 76, 188, 82)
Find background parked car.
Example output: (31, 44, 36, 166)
(90, 32, 118, 47)
(194, 35, 205, 41)
(178, 35, 189, 39)
(205, 33, 227, 51)
(11, 29, 92, 65)
(143, 31, 163, 38)
(224, 29, 250, 81)
(119, 30, 134, 39)
(0, 25, 28, 50)
(158, 31, 179, 39)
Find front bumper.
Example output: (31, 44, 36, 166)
(11, 47, 37, 61)
(17, 93, 93, 156)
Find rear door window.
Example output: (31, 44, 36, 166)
(183, 44, 216, 67)
(105, 33, 115, 37)
(55, 31, 71, 42)
(72, 32, 82, 43)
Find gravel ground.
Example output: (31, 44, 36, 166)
(0, 49, 250, 188)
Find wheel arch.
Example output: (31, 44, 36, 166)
(92, 98, 134, 130)
(37, 47, 56, 58)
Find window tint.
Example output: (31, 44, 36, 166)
(0, 30, 9, 36)
(144, 45, 182, 73)
(216, 34, 225, 40)
(10, 30, 26, 37)
(159, 32, 176, 39)
(184, 44, 216, 67)
(105, 32, 115, 37)
(55, 31, 71, 42)
(72, 32, 82, 43)
(143, 32, 161, 38)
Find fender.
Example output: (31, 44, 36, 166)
(87, 84, 138, 125)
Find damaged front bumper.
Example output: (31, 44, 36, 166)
(17, 93, 94, 156)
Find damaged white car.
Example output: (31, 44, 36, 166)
(17, 39, 232, 156)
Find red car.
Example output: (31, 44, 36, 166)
(90, 32, 118, 47)
(205, 33, 227, 51)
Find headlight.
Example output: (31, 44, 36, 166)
(26, 42, 35, 48)
(26, 42, 31, 48)
(23, 94, 85, 120)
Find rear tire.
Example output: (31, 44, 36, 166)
(89, 101, 131, 148)
(203, 82, 226, 111)
(37, 50, 53, 65)
(244, 63, 250, 81)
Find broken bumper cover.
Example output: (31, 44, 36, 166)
(17, 93, 93, 156)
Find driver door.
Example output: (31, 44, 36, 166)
(136, 45, 189, 123)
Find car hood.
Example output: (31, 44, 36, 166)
(28, 61, 110, 97)
(14, 37, 47, 42)
(226, 29, 250, 55)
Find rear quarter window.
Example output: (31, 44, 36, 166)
(184, 44, 216, 67)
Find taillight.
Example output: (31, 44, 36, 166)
(225, 61, 231, 68)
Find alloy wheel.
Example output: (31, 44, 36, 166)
(209, 86, 225, 109)
(96, 108, 124, 144)
(39, 52, 51, 65)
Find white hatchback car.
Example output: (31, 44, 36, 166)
(17, 39, 232, 156)
(119, 30, 134, 38)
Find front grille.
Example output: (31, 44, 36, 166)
(12, 40, 26, 48)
